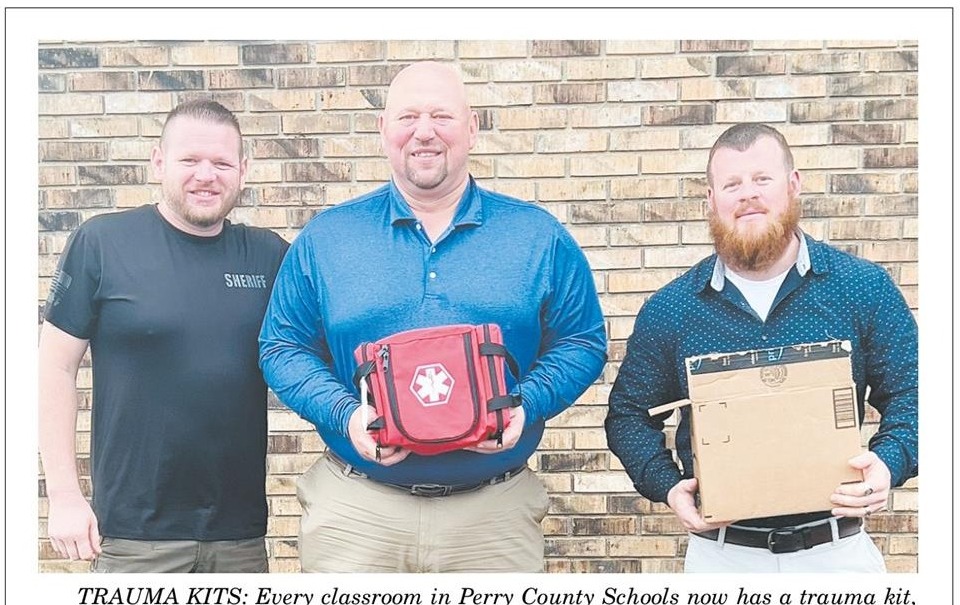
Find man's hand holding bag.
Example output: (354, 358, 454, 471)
(352, 324, 521, 457)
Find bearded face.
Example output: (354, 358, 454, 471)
(709, 190, 801, 272)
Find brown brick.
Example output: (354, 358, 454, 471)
(717, 54, 785, 76)
(315, 41, 382, 63)
(498, 156, 565, 178)
(607, 80, 677, 103)
(790, 100, 861, 123)
(609, 536, 678, 557)
(610, 129, 679, 152)
(208, 68, 273, 89)
(643, 200, 707, 222)
(532, 40, 600, 57)
(43, 188, 113, 209)
(610, 224, 679, 248)
(459, 40, 527, 58)
(101, 46, 168, 67)
(78, 165, 145, 186)
(864, 99, 917, 121)
(251, 138, 321, 159)
(792, 147, 858, 170)
(347, 64, 404, 86)
(643, 104, 713, 126)
(250, 91, 316, 112)
(571, 516, 636, 536)
(496, 107, 566, 130)
(642, 150, 708, 174)
(801, 196, 863, 217)
(538, 180, 606, 202)
(607, 40, 676, 54)
(756, 76, 827, 99)
(282, 114, 351, 135)
(40, 141, 108, 162)
(537, 131, 605, 154)
(830, 173, 900, 194)
(39, 47, 99, 68)
(39, 74, 65, 92)
(39, 166, 76, 187)
(259, 186, 324, 206)
(385, 40, 455, 60)
(548, 494, 607, 515)
(177, 91, 245, 112)
(284, 162, 351, 183)
(640, 56, 711, 79)
(575, 559, 647, 573)
(830, 74, 902, 96)
(491, 60, 562, 82)
(644, 245, 713, 268)
(242, 43, 309, 64)
(789, 52, 862, 74)
(70, 116, 139, 138)
(863, 50, 918, 72)
(641, 515, 686, 535)
(535, 82, 604, 104)
(104, 93, 173, 114)
(901, 173, 917, 194)
(863, 147, 917, 169)
(681, 40, 749, 52)
(267, 434, 300, 454)
(319, 88, 383, 110)
(540, 452, 608, 472)
(716, 101, 786, 123)
(831, 124, 900, 144)
(861, 241, 917, 263)
(681, 78, 751, 101)
(829, 219, 901, 241)
(238, 115, 280, 136)
(641, 559, 685, 573)
(69, 72, 136, 92)
(544, 538, 605, 557)
(904, 75, 917, 95)
(566, 58, 636, 80)
(39, 94, 103, 115)
(323, 136, 382, 158)
(171, 45, 239, 66)
(570, 153, 637, 177)
(138, 70, 204, 91)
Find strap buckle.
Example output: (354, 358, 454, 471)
(408, 484, 454, 497)
(766, 527, 805, 554)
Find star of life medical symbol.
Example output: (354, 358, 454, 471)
(410, 363, 455, 407)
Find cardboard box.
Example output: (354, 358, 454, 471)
(650, 340, 864, 522)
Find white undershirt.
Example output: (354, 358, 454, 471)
(724, 265, 792, 322)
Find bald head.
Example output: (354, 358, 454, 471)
(384, 61, 471, 116)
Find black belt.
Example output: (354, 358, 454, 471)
(326, 452, 526, 498)
(694, 517, 862, 554)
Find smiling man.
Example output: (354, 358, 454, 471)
(39, 100, 288, 572)
(258, 61, 607, 572)
(605, 123, 918, 572)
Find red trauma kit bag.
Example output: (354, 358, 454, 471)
(352, 324, 521, 456)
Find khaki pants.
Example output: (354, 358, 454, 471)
(91, 537, 268, 573)
(297, 454, 550, 572)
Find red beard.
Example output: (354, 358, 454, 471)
(709, 195, 801, 272)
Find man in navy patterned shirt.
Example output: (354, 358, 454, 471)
(605, 123, 917, 572)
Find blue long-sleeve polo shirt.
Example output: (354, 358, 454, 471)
(259, 178, 607, 486)
(605, 232, 918, 527)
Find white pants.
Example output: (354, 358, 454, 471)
(685, 520, 887, 573)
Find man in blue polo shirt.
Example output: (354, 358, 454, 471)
(259, 61, 607, 572)
(605, 123, 917, 572)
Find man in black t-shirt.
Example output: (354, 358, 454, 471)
(39, 100, 288, 573)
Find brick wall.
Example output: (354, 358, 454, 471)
(37, 40, 919, 573)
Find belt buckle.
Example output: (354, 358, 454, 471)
(766, 527, 803, 554)
(409, 484, 452, 497)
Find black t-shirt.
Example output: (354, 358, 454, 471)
(44, 205, 289, 540)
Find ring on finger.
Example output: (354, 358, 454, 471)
(863, 505, 871, 516)
(863, 485, 874, 496)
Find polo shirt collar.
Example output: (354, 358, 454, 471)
(707, 229, 814, 292)
(387, 177, 484, 228)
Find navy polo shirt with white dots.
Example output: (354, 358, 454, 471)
(605, 232, 918, 527)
